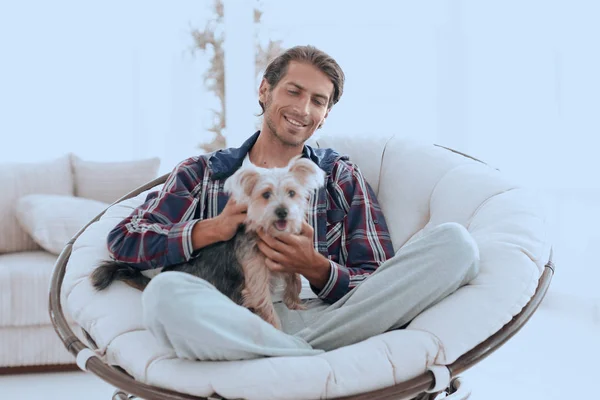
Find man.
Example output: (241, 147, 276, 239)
(108, 45, 480, 361)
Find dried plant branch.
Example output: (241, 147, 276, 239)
(191, 0, 285, 153)
(191, 0, 225, 153)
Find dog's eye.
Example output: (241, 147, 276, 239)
(262, 191, 271, 199)
(288, 190, 296, 198)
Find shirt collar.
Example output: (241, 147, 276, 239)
(208, 130, 324, 180)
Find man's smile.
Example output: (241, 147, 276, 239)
(284, 115, 308, 128)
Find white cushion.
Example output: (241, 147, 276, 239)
(375, 135, 549, 364)
(62, 134, 551, 399)
(62, 191, 158, 350)
(71, 154, 161, 204)
(15, 194, 109, 255)
(313, 134, 391, 196)
(133, 329, 440, 400)
(63, 191, 442, 399)
(0, 325, 76, 367)
(320, 134, 549, 364)
(0, 251, 61, 327)
(0, 155, 73, 253)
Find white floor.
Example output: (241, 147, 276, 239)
(463, 292, 600, 400)
(1, 188, 598, 400)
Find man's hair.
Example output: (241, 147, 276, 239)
(258, 45, 345, 115)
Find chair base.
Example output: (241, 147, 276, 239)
(413, 377, 471, 400)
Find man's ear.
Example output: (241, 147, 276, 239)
(258, 79, 270, 104)
(318, 109, 330, 129)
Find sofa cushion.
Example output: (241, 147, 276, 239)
(0, 325, 75, 367)
(71, 154, 161, 204)
(0, 251, 65, 327)
(0, 155, 73, 253)
(15, 194, 109, 255)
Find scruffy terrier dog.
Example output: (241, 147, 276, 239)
(90, 156, 325, 329)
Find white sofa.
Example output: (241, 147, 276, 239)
(0, 154, 160, 371)
(59, 133, 552, 399)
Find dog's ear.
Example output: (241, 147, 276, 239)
(225, 166, 260, 202)
(288, 157, 326, 192)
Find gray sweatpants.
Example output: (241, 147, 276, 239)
(142, 222, 480, 361)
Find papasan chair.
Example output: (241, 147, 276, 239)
(49, 133, 554, 400)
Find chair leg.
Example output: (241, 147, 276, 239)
(444, 377, 472, 399)
(112, 390, 136, 400)
(411, 377, 472, 400)
(412, 392, 442, 400)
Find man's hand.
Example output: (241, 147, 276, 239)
(214, 198, 247, 241)
(191, 198, 247, 250)
(257, 221, 331, 290)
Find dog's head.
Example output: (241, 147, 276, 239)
(224, 156, 325, 236)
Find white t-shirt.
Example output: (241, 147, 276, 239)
(241, 154, 318, 302)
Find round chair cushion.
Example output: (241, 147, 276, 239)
(62, 133, 550, 399)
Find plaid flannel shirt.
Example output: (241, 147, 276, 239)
(107, 131, 395, 303)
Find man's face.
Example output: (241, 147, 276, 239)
(260, 61, 333, 147)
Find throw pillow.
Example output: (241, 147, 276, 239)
(71, 154, 161, 204)
(15, 194, 109, 255)
(0, 154, 73, 253)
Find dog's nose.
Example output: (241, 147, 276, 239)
(275, 207, 288, 219)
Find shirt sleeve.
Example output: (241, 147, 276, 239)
(106, 157, 206, 270)
(314, 160, 395, 303)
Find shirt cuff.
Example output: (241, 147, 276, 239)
(314, 260, 350, 303)
(166, 219, 199, 266)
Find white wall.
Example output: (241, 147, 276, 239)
(257, 0, 600, 191)
(0, 0, 213, 175)
(4, 1, 597, 189)
(258, 1, 442, 146)
(461, 0, 600, 191)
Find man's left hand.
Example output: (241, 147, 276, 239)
(256, 221, 331, 289)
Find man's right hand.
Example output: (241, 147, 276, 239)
(191, 198, 248, 251)
(214, 198, 248, 241)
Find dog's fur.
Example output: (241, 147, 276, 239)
(90, 156, 325, 329)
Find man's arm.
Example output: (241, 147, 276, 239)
(107, 157, 213, 270)
(313, 160, 395, 303)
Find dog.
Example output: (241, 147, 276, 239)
(90, 155, 326, 329)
